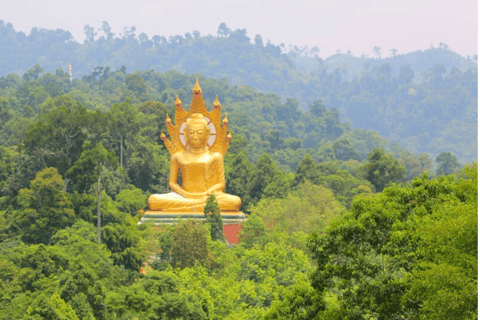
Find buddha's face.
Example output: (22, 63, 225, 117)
(185, 121, 208, 149)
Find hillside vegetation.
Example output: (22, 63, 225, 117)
(0, 21, 476, 319)
(0, 68, 476, 319)
(0, 21, 477, 163)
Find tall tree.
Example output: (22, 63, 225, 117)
(435, 152, 460, 176)
(12, 167, 75, 244)
(363, 148, 406, 191)
(226, 151, 254, 210)
(65, 143, 119, 193)
(333, 139, 360, 161)
(292, 154, 320, 187)
(22, 96, 93, 175)
(0, 97, 11, 128)
(217, 23, 231, 37)
(169, 220, 211, 269)
(246, 153, 281, 204)
(204, 194, 225, 242)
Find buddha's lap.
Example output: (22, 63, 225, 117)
(148, 192, 241, 210)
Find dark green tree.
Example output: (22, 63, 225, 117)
(0, 97, 11, 128)
(138, 100, 169, 136)
(363, 148, 406, 191)
(107, 100, 142, 169)
(12, 167, 75, 244)
(226, 151, 254, 210)
(22, 64, 44, 81)
(435, 152, 460, 176)
(169, 219, 211, 269)
(59, 262, 106, 319)
(152, 292, 208, 320)
(204, 194, 225, 242)
(22, 97, 92, 175)
(308, 99, 327, 117)
(115, 187, 146, 217)
(65, 143, 119, 193)
(333, 139, 360, 161)
(292, 154, 320, 187)
(262, 173, 290, 199)
(247, 154, 280, 204)
(125, 74, 147, 99)
(101, 222, 143, 270)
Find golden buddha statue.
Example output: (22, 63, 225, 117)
(147, 79, 241, 213)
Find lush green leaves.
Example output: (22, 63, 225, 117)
(66, 143, 119, 193)
(169, 220, 212, 269)
(251, 182, 345, 236)
(307, 164, 477, 319)
(362, 147, 406, 191)
(12, 168, 75, 244)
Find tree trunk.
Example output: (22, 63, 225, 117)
(97, 176, 102, 243)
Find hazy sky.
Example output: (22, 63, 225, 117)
(1, 0, 478, 58)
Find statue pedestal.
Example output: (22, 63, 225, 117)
(138, 211, 246, 225)
(138, 211, 246, 244)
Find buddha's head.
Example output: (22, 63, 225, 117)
(185, 113, 210, 149)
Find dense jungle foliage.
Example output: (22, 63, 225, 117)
(0, 20, 477, 163)
(0, 64, 475, 319)
(0, 21, 476, 319)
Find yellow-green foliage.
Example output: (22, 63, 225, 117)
(251, 182, 346, 235)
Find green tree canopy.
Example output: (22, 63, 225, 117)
(435, 151, 460, 176)
(169, 219, 212, 269)
(12, 167, 75, 244)
(363, 148, 406, 191)
(204, 194, 225, 243)
(306, 164, 477, 319)
(65, 143, 119, 193)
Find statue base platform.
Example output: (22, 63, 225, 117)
(138, 210, 247, 225)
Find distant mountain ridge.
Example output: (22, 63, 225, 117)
(0, 20, 475, 94)
(319, 48, 476, 81)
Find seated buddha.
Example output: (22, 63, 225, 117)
(147, 79, 241, 213)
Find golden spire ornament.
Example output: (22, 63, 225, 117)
(213, 95, 221, 109)
(175, 94, 182, 105)
(174, 94, 188, 124)
(208, 95, 222, 128)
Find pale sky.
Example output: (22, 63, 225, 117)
(1, 0, 478, 59)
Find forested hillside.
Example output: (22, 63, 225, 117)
(0, 20, 477, 163)
(0, 65, 477, 320)
(0, 66, 476, 318)
(0, 20, 476, 319)
(299, 46, 476, 79)
(2, 64, 457, 184)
